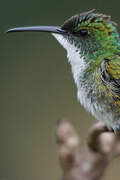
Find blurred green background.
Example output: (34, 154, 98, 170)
(0, 0, 120, 180)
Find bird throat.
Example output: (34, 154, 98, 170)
(52, 33, 89, 87)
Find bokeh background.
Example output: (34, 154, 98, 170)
(0, 0, 120, 180)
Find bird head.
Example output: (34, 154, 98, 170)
(7, 9, 119, 60)
(55, 9, 119, 59)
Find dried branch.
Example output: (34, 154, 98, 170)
(55, 119, 120, 180)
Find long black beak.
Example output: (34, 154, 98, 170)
(6, 26, 67, 34)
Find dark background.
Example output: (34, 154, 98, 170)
(0, 0, 120, 180)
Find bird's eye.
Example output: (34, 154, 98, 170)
(73, 29, 90, 37)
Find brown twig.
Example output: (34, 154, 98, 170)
(55, 119, 120, 180)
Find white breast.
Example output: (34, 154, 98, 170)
(52, 33, 89, 108)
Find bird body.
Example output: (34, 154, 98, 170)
(53, 33, 120, 131)
(7, 9, 120, 132)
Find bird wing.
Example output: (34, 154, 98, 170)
(100, 54, 120, 98)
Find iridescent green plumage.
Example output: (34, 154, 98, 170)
(62, 9, 120, 58)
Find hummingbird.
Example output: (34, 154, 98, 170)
(6, 9, 120, 132)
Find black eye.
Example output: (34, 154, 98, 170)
(73, 29, 90, 37)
